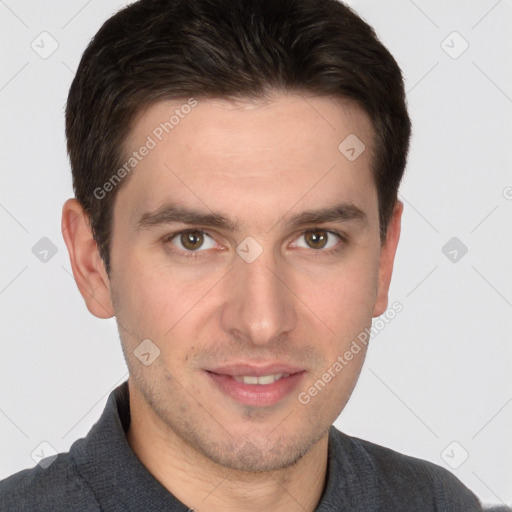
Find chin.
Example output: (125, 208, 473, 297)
(188, 425, 329, 473)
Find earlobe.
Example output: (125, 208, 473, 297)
(61, 198, 115, 319)
(372, 200, 403, 318)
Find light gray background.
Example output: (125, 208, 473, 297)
(0, 0, 511, 507)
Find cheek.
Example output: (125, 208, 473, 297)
(114, 257, 221, 346)
(303, 260, 379, 342)
(111, 263, 171, 341)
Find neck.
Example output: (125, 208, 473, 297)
(126, 383, 329, 512)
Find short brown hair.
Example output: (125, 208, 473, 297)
(66, 0, 411, 276)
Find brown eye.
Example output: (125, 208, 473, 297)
(291, 229, 342, 252)
(304, 230, 329, 249)
(165, 230, 217, 257)
(180, 231, 204, 250)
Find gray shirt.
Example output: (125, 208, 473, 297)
(0, 381, 483, 511)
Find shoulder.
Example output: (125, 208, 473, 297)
(328, 426, 483, 511)
(0, 450, 100, 512)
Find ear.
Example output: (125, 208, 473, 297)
(372, 200, 403, 317)
(61, 198, 114, 319)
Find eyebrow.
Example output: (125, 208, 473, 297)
(134, 201, 367, 232)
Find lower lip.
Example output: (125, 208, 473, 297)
(206, 371, 305, 407)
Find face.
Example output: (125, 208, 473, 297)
(93, 94, 400, 472)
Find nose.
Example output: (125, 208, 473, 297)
(220, 247, 298, 347)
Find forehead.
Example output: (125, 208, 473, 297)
(116, 94, 377, 229)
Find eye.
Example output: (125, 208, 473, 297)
(291, 229, 343, 251)
(166, 230, 217, 252)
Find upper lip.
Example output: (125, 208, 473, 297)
(206, 363, 305, 376)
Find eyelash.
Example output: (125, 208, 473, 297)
(162, 228, 346, 259)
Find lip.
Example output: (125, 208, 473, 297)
(205, 363, 305, 407)
(207, 363, 304, 376)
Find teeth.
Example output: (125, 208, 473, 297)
(233, 373, 289, 385)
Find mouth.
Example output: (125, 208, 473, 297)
(205, 364, 306, 407)
(232, 373, 290, 385)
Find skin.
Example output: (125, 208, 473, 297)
(62, 93, 402, 512)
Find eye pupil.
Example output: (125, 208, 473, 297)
(306, 230, 327, 249)
(181, 231, 203, 250)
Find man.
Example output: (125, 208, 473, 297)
(0, 0, 484, 510)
